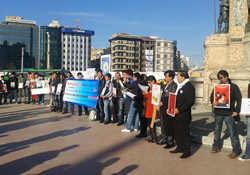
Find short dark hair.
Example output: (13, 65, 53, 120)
(28, 72, 31, 74)
(1, 76, 5, 78)
(11, 72, 15, 76)
(147, 75, 156, 83)
(140, 74, 147, 82)
(164, 70, 175, 80)
(97, 69, 103, 74)
(35, 72, 38, 75)
(40, 75, 44, 78)
(20, 73, 24, 76)
(178, 70, 189, 79)
(77, 72, 83, 76)
(217, 70, 229, 79)
(52, 72, 57, 75)
(122, 70, 126, 74)
(133, 72, 140, 80)
(105, 73, 111, 79)
(126, 69, 133, 76)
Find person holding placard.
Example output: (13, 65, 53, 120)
(76, 72, 89, 116)
(62, 71, 75, 114)
(239, 83, 250, 161)
(50, 72, 58, 112)
(0, 76, 8, 104)
(170, 71, 195, 159)
(18, 73, 26, 104)
(210, 70, 242, 159)
(38, 75, 45, 105)
(142, 75, 159, 143)
(158, 70, 177, 148)
(96, 70, 106, 122)
(8, 72, 18, 104)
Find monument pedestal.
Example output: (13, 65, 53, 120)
(203, 0, 250, 104)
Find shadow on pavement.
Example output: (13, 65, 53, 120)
(0, 115, 72, 134)
(0, 145, 79, 175)
(39, 136, 140, 175)
(0, 126, 90, 157)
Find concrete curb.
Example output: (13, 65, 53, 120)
(156, 126, 246, 151)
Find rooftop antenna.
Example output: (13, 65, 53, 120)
(75, 19, 80, 29)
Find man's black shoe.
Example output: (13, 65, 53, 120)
(135, 134, 147, 138)
(170, 149, 183, 154)
(180, 153, 191, 159)
(117, 123, 123, 126)
(62, 112, 67, 114)
(104, 121, 110, 124)
(164, 144, 175, 149)
(99, 120, 104, 123)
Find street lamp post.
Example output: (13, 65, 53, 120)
(46, 32, 50, 70)
(21, 47, 24, 73)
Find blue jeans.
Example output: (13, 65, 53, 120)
(104, 99, 111, 122)
(245, 116, 250, 157)
(78, 106, 89, 115)
(64, 102, 74, 113)
(38, 94, 45, 104)
(97, 98, 104, 121)
(26, 87, 31, 103)
(126, 101, 139, 130)
(213, 114, 242, 155)
(9, 89, 17, 103)
(118, 98, 126, 124)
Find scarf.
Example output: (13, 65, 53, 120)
(175, 79, 189, 95)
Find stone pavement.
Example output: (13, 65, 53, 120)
(0, 103, 249, 175)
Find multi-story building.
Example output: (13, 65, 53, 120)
(39, 21, 61, 69)
(61, 27, 94, 71)
(91, 47, 111, 70)
(0, 16, 39, 70)
(154, 37, 177, 72)
(109, 33, 142, 72)
(141, 37, 155, 72)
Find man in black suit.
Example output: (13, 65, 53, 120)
(170, 71, 195, 159)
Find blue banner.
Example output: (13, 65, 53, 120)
(63, 79, 99, 108)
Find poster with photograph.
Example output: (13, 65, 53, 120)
(1, 84, 7, 93)
(214, 84, 230, 108)
(167, 93, 176, 117)
(151, 84, 161, 105)
(240, 98, 250, 115)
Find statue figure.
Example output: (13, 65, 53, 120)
(218, 0, 230, 33)
(246, 0, 250, 33)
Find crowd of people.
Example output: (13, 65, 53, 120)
(0, 69, 249, 161)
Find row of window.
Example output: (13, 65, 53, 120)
(112, 64, 139, 69)
(113, 52, 139, 57)
(113, 58, 139, 63)
(63, 61, 84, 65)
(113, 46, 140, 51)
(112, 40, 140, 45)
(63, 44, 86, 48)
(156, 54, 173, 59)
(157, 42, 174, 47)
(63, 50, 86, 54)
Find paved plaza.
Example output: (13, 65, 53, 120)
(0, 103, 249, 175)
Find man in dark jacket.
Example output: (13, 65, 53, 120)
(112, 72, 123, 124)
(170, 71, 195, 159)
(159, 70, 177, 148)
(8, 72, 18, 104)
(210, 70, 242, 159)
(62, 71, 74, 114)
(96, 69, 105, 122)
(121, 72, 142, 132)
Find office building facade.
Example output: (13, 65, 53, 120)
(154, 38, 177, 72)
(0, 16, 39, 70)
(109, 33, 142, 72)
(61, 28, 94, 71)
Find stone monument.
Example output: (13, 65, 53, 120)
(203, 0, 250, 104)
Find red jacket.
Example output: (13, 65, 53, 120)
(144, 86, 159, 119)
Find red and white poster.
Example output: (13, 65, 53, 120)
(214, 84, 230, 108)
(167, 92, 176, 117)
(0, 84, 7, 93)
